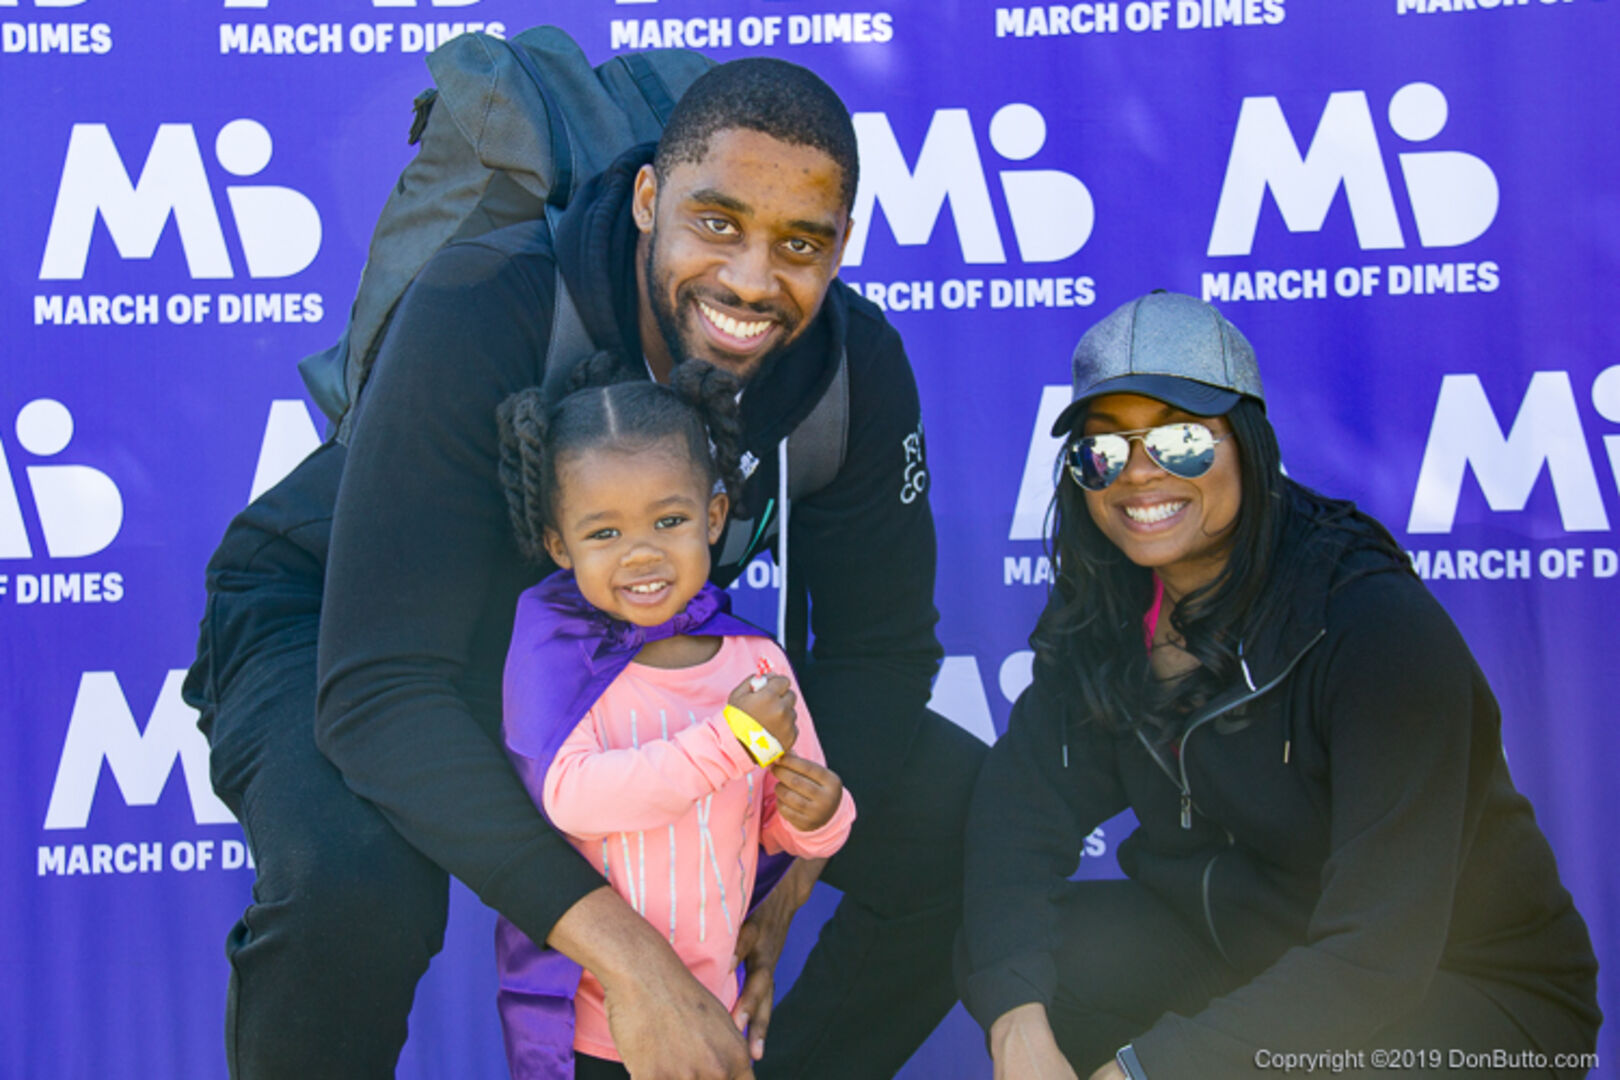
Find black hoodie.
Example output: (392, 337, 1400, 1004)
(314, 147, 942, 947)
(960, 489, 1599, 1077)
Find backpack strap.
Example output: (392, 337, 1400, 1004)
(619, 52, 679, 124)
(784, 346, 849, 500)
(502, 38, 575, 211)
(541, 256, 597, 402)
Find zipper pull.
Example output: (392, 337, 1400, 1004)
(1282, 739, 1291, 765)
(1180, 793, 1192, 829)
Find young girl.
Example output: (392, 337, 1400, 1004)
(492, 356, 856, 1080)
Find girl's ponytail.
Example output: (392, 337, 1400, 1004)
(671, 361, 744, 502)
(568, 349, 631, 396)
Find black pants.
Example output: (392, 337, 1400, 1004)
(1038, 879, 1583, 1079)
(185, 446, 985, 1079)
(573, 1054, 631, 1080)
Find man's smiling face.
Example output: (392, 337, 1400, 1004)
(633, 126, 851, 383)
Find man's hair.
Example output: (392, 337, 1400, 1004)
(653, 57, 860, 212)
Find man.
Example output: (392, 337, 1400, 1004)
(186, 57, 985, 1078)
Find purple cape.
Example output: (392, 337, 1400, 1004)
(496, 570, 791, 1077)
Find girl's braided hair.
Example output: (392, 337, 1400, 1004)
(496, 353, 745, 564)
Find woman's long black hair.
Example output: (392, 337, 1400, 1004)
(1031, 397, 1406, 741)
(495, 353, 745, 565)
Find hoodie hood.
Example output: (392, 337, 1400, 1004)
(1238, 483, 1413, 682)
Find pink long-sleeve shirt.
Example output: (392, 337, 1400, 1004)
(533, 634, 856, 1062)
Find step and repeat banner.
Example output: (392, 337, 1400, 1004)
(4, 0, 1616, 1076)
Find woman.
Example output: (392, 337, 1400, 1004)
(959, 292, 1600, 1079)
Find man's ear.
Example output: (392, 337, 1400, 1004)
(632, 164, 658, 234)
(707, 491, 730, 544)
(543, 528, 572, 569)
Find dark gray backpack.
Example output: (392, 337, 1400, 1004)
(299, 25, 847, 498)
(298, 25, 710, 440)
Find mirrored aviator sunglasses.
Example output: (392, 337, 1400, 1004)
(1065, 422, 1226, 491)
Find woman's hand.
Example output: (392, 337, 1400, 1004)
(989, 1003, 1080, 1080)
(728, 674, 798, 753)
(1087, 1063, 1126, 1080)
(770, 753, 843, 831)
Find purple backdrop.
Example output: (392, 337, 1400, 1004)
(3, 1, 1615, 1076)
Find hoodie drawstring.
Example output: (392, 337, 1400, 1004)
(776, 438, 790, 647)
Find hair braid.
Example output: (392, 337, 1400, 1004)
(496, 387, 553, 564)
(671, 361, 744, 502)
(567, 350, 631, 396)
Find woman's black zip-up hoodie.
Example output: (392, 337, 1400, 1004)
(309, 146, 942, 949)
(960, 488, 1599, 1077)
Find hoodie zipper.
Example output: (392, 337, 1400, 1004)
(1134, 627, 1327, 831)
(1136, 631, 1325, 962)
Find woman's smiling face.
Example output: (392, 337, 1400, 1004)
(1077, 392, 1243, 596)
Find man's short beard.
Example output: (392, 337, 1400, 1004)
(641, 220, 801, 380)
(644, 221, 691, 369)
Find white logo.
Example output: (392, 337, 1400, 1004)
(1409, 367, 1620, 534)
(0, 399, 122, 559)
(40, 119, 322, 281)
(844, 103, 1095, 267)
(251, 399, 322, 502)
(1009, 385, 1071, 541)
(928, 652, 1040, 745)
(1209, 82, 1498, 257)
(900, 422, 928, 504)
(44, 670, 232, 830)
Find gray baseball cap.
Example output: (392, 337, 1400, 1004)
(1050, 291, 1264, 436)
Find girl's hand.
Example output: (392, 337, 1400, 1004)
(770, 754, 843, 831)
(728, 674, 798, 753)
(989, 1004, 1080, 1080)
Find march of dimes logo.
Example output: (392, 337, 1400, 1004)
(1199, 81, 1502, 305)
(33, 118, 325, 328)
(0, 399, 125, 606)
(840, 102, 1098, 316)
(1, 0, 113, 56)
(218, 0, 505, 56)
(37, 663, 248, 880)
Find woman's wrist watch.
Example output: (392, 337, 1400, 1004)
(1115, 1044, 1147, 1080)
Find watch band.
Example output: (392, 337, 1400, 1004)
(722, 705, 785, 766)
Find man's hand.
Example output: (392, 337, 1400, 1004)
(728, 674, 798, 753)
(602, 960, 755, 1079)
(770, 754, 844, 832)
(989, 1003, 1080, 1080)
(1087, 1063, 1126, 1080)
(730, 858, 825, 1061)
(550, 887, 754, 1078)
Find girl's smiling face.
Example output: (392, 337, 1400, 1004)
(543, 436, 728, 626)
(1078, 392, 1243, 597)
